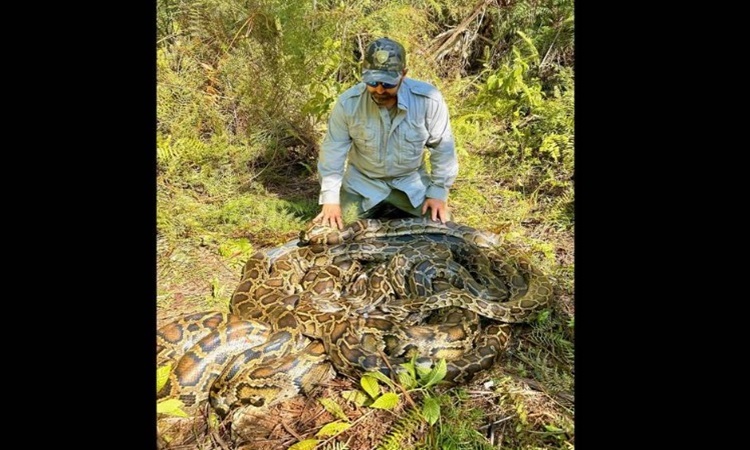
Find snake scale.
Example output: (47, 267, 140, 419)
(157, 218, 554, 421)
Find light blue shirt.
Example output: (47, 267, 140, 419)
(317, 78, 458, 211)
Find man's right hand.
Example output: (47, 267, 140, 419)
(313, 204, 344, 230)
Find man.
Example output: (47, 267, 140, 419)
(313, 37, 458, 230)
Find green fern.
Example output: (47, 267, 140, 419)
(417, 392, 494, 450)
(322, 442, 350, 450)
(528, 318, 575, 366)
(375, 406, 425, 450)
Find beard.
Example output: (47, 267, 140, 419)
(370, 92, 397, 105)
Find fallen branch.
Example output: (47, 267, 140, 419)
(427, 0, 494, 61)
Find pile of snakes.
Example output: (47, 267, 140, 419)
(156, 218, 554, 421)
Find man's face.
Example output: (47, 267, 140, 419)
(365, 78, 402, 105)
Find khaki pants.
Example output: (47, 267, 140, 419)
(340, 188, 450, 223)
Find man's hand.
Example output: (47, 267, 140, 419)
(313, 204, 344, 230)
(422, 198, 448, 223)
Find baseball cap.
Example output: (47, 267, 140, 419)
(362, 37, 406, 86)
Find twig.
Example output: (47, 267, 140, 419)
(300, 396, 335, 428)
(356, 34, 364, 63)
(281, 420, 304, 441)
(227, 14, 254, 53)
(478, 415, 514, 430)
(515, 114, 540, 129)
(315, 408, 380, 448)
(496, 429, 504, 446)
(505, 371, 575, 413)
(540, 25, 563, 68)
(156, 32, 184, 45)
(462, 389, 499, 396)
(210, 428, 231, 450)
(376, 348, 418, 409)
(428, 0, 492, 61)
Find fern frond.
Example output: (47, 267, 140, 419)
(321, 441, 350, 450)
(375, 406, 424, 450)
(528, 319, 575, 366)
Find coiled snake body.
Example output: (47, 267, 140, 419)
(157, 218, 553, 420)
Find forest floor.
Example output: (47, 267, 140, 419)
(157, 175, 575, 449)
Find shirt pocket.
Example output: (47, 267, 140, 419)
(399, 124, 430, 166)
(349, 123, 378, 159)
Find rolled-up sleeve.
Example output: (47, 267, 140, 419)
(317, 98, 351, 204)
(424, 95, 458, 201)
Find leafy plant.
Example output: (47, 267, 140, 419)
(156, 364, 187, 417)
(416, 389, 495, 450)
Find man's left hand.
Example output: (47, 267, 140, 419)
(422, 198, 449, 223)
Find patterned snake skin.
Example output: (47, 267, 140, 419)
(157, 218, 554, 420)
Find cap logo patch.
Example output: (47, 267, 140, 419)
(374, 50, 390, 65)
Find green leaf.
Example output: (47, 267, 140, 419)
(288, 439, 320, 450)
(414, 360, 432, 380)
(318, 398, 349, 421)
(544, 424, 564, 433)
(208, 411, 220, 429)
(157, 364, 172, 392)
(156, 398, 188, 417)
(487, 74, 498, 90)
(397, 370, 417, 390)
(364, 370, 395, 389)
(399, 360, 416, 380)
(316, 420, 352, 437)
(370, 392, 400, 410)
(218, 238, 252, 258)
(341, 390, 371, 407)
(422, 396, 441, 425)
(536, 309, 551, 323)
(420, 359, 447, 388)
(415, 363, 432, 380)
(360, 375, 381, 399)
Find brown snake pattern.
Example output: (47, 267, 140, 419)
(157, 218, 554, 420)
